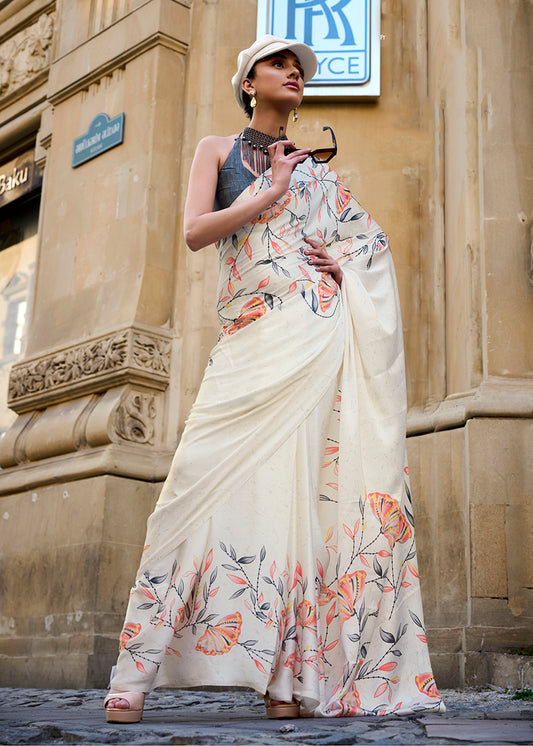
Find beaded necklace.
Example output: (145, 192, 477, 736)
(241, 126, 288, 176)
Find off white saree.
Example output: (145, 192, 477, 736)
(111, 160, 445, 717)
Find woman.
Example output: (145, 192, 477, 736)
(104, 35, 445, 722)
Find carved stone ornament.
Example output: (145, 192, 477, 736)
(8, 326, 172, 413)
(114, 391, 157, 445)
(0, 13, 55, 99)
(132, 334, 171, 375)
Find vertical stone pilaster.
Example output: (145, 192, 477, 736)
(407, 0, 533, 686)
(0, 0, 192, 687)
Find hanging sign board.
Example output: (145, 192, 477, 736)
(0, 151, 43, 209)
(72, 112, 125, 168)
(256, 0, 380, 98)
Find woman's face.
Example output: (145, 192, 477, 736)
(244, 51, 305, 110)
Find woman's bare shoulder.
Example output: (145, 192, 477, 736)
(196, 134, 240, 169)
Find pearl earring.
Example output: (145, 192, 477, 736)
(250, 90, 257, 108)
(292, 108, 298, 122)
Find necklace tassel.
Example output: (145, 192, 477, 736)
(241, 127, 288, 176)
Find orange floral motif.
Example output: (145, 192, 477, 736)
(337, 571, 366, 626)
(338, 680, 363, 716)
(335, 179, 352, 214)
(228, 297, 267, 335)
(284, 647, 302, 671)
(368, 492, 412, 548)
(319, 583, 336, 606)
(317, 273, 338, 312)
(174, 606, 188, 625)
(251, 195, 291, 224)
(415, 674, 440, 699)
(119, 622, 141, 651)
(195, 612, 243, 656)
(296, 599, 318, 632)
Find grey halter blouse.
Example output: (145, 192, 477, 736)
(214, 136, 259, 212)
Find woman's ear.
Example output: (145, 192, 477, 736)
(242, 78, 255, 96)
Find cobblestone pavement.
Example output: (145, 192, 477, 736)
(0, 686, 532, 745)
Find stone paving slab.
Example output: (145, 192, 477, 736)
(0, 687, 532, 745)
(419, 715, 533, 743)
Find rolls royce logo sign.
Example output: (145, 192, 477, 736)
(257, 0, 380, 97)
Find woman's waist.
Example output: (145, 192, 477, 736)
(216, 254, 341, 336)
(218, 248, 317, 306)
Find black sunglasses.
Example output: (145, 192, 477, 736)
(279, 126, 337, 163)
(309, 126, 337, 163)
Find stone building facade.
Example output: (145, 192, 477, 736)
(0, 0, 531, 688)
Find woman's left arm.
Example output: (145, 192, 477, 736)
(303, 237, 343, 287)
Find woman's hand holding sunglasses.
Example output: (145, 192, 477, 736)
(265, 126, 338, 216)
(268, 139, 311, 201)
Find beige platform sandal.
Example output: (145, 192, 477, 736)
(264, 693, 300, 719)
(103, 691, 145, 723)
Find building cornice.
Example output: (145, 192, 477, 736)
(407, 378, 533, 436)
(8, 324, 173, 413)
(47, 0, 190, 105)
(0, 0, 54, 42)
(0, 442, 175, 496)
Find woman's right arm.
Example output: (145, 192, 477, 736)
(184, 137, 310, 252)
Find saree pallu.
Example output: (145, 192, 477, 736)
(111, 161, 445, 717)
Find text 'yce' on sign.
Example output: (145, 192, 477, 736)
(257, 0, 380, 98)
(72, 112, 125, 168)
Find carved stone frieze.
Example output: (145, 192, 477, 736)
(132, 334, 170, 376)
(8, 325, 172, 413)
(114, 391, 157, 445)
(12, 334, 128, 398)
(0, 12, 55, 99)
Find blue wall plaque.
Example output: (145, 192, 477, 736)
(257, 0, 381, 98)
(72, 112, 125, 168)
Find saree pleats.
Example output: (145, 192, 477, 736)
(111, 160, 445, 716)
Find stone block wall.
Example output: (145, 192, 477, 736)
(0, 475, 159, 687)
(408, 418, 533, 687)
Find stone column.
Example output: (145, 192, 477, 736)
(406, 0, 533, 687)
(0, 0, 191, 687)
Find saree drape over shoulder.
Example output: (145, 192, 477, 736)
(111, 160, 445, 717)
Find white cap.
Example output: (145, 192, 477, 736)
(232, 35, 318, 109)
